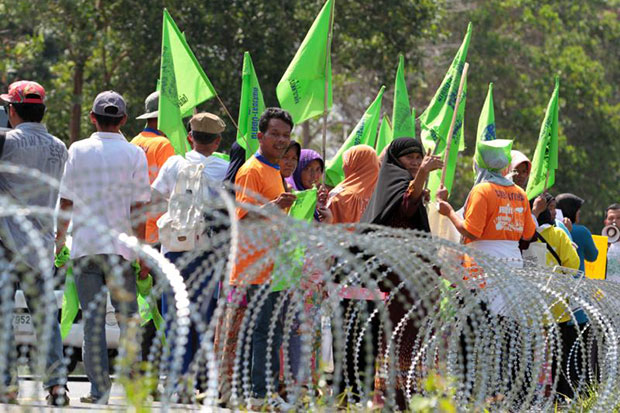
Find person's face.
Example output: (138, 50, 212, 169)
(512, 162, 530, 189)
(301, 159, 323, 189)
(548, 200, 557, 222)
(606, 209, 620, 227)
(257, 118, 291, 161)
(398, 152, 423, 176)
(279, 148, 298, 178)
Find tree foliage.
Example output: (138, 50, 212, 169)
(0, 0, 617, 230)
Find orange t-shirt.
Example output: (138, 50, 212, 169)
(463, 182, 536, 243)
(131, 130, 176, 243)
(231, 155, 285, 285)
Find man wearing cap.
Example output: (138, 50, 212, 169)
(131, 91, 175, 244)
(56, 90, 151, 404)
(151, 112, 228, 397)
(130, 91, 176, 366)
(0, 80, 69, 406)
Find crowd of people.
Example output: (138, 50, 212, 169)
(0, 79, 618, 409)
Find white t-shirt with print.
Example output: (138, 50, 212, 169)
(60, 132, 150, 261)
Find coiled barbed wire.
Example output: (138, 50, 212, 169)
(0, 162, 618, 411)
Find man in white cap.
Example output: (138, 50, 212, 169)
(56, 90, 151, 404)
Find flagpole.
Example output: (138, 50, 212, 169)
(439, 62, 469, 188)
(215, 93, 239, 130)
(322, 0, 334, 182)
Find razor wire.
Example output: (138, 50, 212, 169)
(0, 162, 619, 411)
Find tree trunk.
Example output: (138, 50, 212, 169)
(302, 122, 311, 147)
(69, 61, 85, 144)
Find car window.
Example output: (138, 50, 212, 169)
(0, 106, 9, 129)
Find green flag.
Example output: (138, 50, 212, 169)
(324, 86, 385, 187)
(375, 115, 393, 155)
(55, 246, 78, 340)
(473, 82, 496, 176)
(476, 83, 496, 143)
(272, 188, 317, 292)
(276, 0, 334, 124)
(212, 152, 230, 162)
(425, 79, 467, 200)
(237, 52, 265, 159)
(289, 188, 318, 221)
(158, 9, 217, 155)
(419, 23, 471, 153)
(392, 54, 415, 139)
(419, 23, 471, 199)
(526, 77, 559, 200)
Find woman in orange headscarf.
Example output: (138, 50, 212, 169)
(327, 145, 380, 224)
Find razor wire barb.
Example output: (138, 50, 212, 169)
(0, 162, 619, 411)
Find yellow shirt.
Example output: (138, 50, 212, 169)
(538, 225, 580, 270)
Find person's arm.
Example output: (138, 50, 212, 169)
(409, 151, 443, 202)
(437, 185, 483, 241)
(582, 229, 599, 263)
(531, 195, 547, 219)
(150, 158, 176, 215)
(437, 200, 479, 241)
(55, 198, 73, 255)
(558, 230, 580, 270)
(236, 169, 296, 220)
(132, 151, 152, 279)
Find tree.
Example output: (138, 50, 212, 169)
(418, 0, 620, 232)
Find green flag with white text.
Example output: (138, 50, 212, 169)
(526, 77, 559, 200)
(375, 115, 393, 155)
(419, 22, 471, 155)
(419, 23, 471, 199)
(325, 86, 385, 187)
(158, 9, 217, 155)
(425, 78, 467, 200)
(237, 52, 265, 159)
(392, 54, 415, 139)
(276, 0, 334, 124)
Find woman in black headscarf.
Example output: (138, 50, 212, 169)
(361, 137, 442, 229)
(360, 137, 442, 410)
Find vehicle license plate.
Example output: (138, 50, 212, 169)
(12, 314, 31, 328)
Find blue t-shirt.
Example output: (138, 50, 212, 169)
(555, 219, 572, 241)
(571, 224, 598, 273)
(569, 224, 598, 325)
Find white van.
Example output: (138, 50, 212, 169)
(12, 289, 121, 373)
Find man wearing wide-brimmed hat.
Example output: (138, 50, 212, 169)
(131, 91, 175, 245)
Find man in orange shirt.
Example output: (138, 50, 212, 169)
(131, 91, 176, 245)
(130, 91, 175, 368)
(232, 108, 296, 408)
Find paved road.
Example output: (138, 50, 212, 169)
(2, 377, 207, 411)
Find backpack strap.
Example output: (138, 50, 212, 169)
(0, 131, 6, 159)
(535, 231, 562, 266)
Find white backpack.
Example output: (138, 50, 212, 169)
(157, 161, 208, 252)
